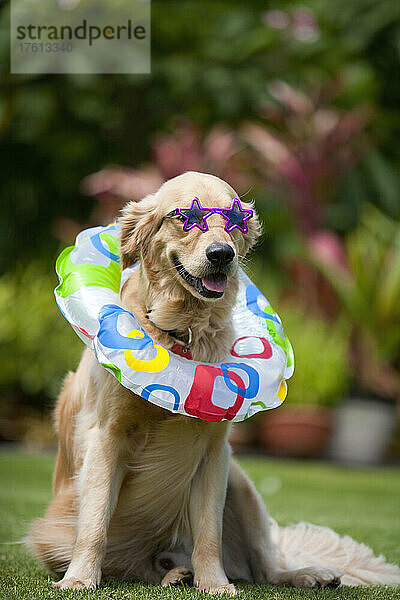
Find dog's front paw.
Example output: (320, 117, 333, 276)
(195, 581, 238, 595)
(53, 567, 101, 590)
(291, 567, 342, 588)
(53, 576, 97, 590)
(161, 566, 193, 587)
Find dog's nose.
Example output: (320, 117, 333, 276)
(206, 243, 235, 265)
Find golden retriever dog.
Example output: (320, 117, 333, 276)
(28, 172, 400, 591)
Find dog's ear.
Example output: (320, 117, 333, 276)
(119, 194, 159, 269)
(241, 200, 262, 257)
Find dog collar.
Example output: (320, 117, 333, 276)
(146, 316, 193, 359)
(55, 224, 294, 422)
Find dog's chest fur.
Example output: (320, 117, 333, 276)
(119, 417, 211, 532)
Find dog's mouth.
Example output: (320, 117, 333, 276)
(173, 256, 228, 299)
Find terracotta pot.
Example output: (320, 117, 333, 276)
(258, 404, 333, 458)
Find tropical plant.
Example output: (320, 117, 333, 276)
(281, 307, 350, 407)
(242, 80, 369, 235)
(309, 206, 400, 400)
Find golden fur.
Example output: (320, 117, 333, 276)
(27, 172, 400, 592)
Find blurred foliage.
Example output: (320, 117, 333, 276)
(1, 0, 400, 425)
(2, 0, 400, 272)
(310, 207, 400, 400)
(0, 262, 81, 399)
(280, 308, 350, 407)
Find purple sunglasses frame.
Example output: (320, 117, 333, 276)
(167, 197, 253, 233)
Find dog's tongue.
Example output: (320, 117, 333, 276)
(201, 275, 227, 293)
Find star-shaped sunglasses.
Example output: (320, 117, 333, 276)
(165, 198, 253, 233)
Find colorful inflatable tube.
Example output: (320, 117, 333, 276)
(55, 224, 294, 422)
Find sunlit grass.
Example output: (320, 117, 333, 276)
(1, 451, 399, 600)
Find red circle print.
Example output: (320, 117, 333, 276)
(231, 336, 272, 359)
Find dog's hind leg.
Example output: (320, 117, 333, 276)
(223, 460, 342, 588)
(52, 349, 95, 495)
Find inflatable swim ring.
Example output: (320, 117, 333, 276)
(55, 224, 294, 422)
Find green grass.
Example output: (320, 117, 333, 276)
(1, 450, 399, 600)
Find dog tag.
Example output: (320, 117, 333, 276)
(171, 343, 193, 361)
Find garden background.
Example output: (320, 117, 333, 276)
(1, 2, 400, 598)
(1, 0, 400, 461)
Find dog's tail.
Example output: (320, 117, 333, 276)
(269, 518, 400, 586)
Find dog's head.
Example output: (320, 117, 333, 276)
(119, 171, 261, 301)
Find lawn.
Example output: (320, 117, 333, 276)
(0, 450, 399, 600)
